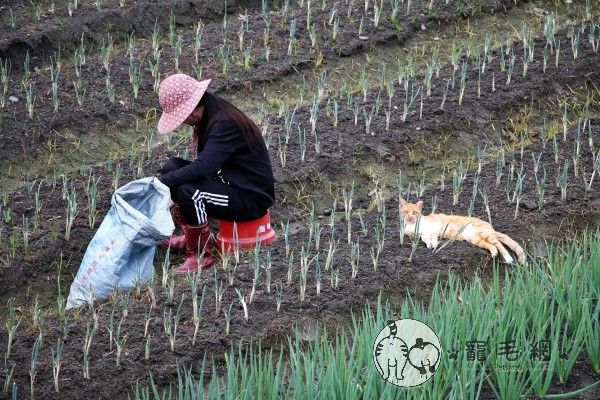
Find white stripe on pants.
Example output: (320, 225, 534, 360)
(192, 190, 229, 224)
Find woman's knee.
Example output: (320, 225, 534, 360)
(171, 183, 192, 204)
(170, 184, 199, 224)
(171, 179, 231, 223)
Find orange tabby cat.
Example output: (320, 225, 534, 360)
(399, 197, 525, 264)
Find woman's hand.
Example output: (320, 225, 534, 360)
(158, 156, 192, 175)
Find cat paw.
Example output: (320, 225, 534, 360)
(423, 236, 438, 249)
(503, 255, 514, 264)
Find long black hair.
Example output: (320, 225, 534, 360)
(193, 92, 266, 153)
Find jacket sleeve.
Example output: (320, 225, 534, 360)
(159, 119, 238, 188)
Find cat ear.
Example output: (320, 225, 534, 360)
(399, 196, 406, 206)
(416, 200, 424, 210)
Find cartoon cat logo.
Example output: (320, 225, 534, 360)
(374, 320, 410, 383)
(373, 319, 441, 387)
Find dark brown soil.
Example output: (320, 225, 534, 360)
(0, 0, 522, 179)
(1, 25, 600, 398)
(1, 3, 599, 400)
(2, 120, 600, 400)
(0, 0, 249, 64)
(5, 21, 600, 308)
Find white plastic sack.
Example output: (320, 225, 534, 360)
(66, 177, 175, 309)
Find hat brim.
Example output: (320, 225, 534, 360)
(157, 79, 211, 135)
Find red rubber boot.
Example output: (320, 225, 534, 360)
(160, 205, 187, 251)
(172, 222, 215, 274)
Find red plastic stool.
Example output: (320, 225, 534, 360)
(216, 211, 276, 252)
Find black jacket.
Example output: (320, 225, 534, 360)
(159, 117, 275, 210)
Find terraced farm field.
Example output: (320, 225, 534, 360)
(0, 0, 599, 399)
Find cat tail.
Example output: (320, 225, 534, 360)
(495, 232, 526, 263)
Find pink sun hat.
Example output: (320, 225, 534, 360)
(157, 74, 211, 134)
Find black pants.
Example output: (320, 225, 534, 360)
(159, 157, 266, 225)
